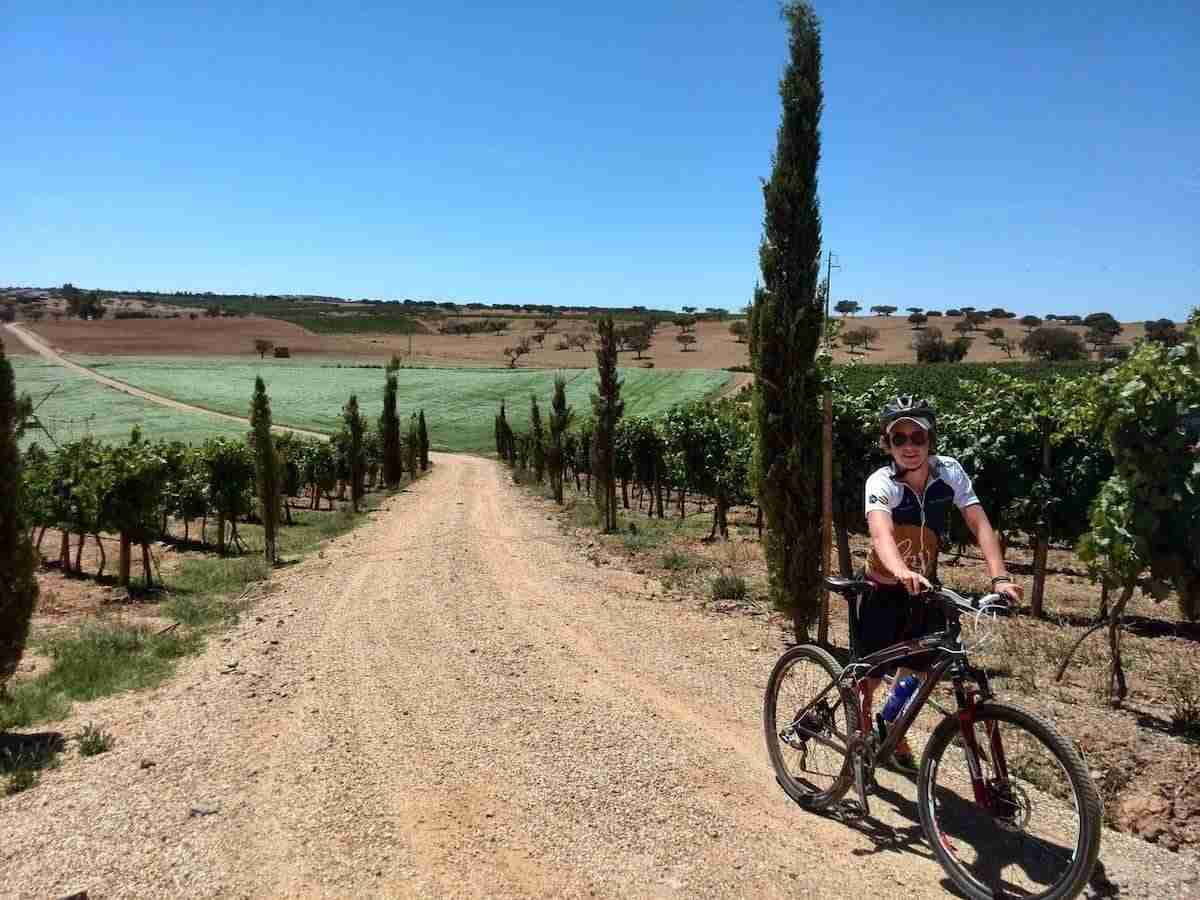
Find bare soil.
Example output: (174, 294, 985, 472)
(6, 456, 1197, 898)
(0, 332, 32, 355)
(23, 317, 361, 357)
(17, 310, 1154, 371)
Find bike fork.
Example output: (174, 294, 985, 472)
(956, 708, 993, 809)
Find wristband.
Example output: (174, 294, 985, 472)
(990, 574, 1014, 586)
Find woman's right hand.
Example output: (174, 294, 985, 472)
(895, 568, 933, 595)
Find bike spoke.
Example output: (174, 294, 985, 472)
(926, 716, 1085, 898)
(772, 656, 850, 797)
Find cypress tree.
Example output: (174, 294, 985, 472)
(249, 376, 279, 563)
(406, 414, 419, 477)
(417, 409, 429, 471)
(381, 358, 402, 487)
(530, 395, 545, 483)
(343, 395, 365, 512)
(498, 401, 512, 464)
(547, 374, 573, 504)
(591, 317, 624, 532)
(1, 342, 38, 693)
(752, 1, 826, 639)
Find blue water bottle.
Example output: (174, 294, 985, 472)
(881, 675, 920, 723)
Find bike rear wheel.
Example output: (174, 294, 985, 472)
(918, 701, 1101, 900)
(763, 644, 859, 810)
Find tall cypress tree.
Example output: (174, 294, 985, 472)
(591, 317, 624, 533)
(752, 2, 825, 640)
(249, 376, 280, 563)
(530, 394, 545, 484)
(417, 409, 429, 471)
(343, 395, 365, 512)
(381, 357, 402, 487)
(0, 341, 38, 693)
(547, 374, 573, 504)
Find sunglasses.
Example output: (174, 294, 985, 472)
(890, 430, 928, 448)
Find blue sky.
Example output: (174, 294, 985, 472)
(2, 1, 1196, 320)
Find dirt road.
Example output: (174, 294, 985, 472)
(4, 454, 1196, 898)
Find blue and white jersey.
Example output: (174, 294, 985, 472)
(864, 455, 980, 577)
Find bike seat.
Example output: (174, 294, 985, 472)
(824, 577, 873, 598)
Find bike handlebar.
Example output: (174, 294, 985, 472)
(922, 586, 1013, 620)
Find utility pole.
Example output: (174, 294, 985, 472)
(820, 250, 840, 328)
(818, 250, 840, 646)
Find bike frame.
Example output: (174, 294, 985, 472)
(787, 619, 1007, 812)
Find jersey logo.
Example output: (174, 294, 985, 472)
(868, 494, 882, 505)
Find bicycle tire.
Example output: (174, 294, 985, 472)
(918, 701, 1101, 900)
(763, 644, 859, 810)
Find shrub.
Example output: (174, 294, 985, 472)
(1144, 318, 1182, 347)
(76, 723, 115, 756)
(661, 550, 692, 570)
(914, 326, 971, 363)
(273, 346, 291, 358)
(1021, 326, 1088, 361)
(5, 765, 38, 795)
(843, 326, 879, 352)
(711, 574, 748, 601)
(1166, 654, 1200, 739)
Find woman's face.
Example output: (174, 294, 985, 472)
(888, 423, 931, 471)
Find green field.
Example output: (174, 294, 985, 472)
(58, 357, 729, 452)
(10, 357, 247, 449)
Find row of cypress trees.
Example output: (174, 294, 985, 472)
(379, 354, 429, 488)
(494, 317, 624, 531)
(250, 359, 431, 561)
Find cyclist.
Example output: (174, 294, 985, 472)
(861, 395, 1023, 770)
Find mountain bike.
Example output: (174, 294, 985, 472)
(764, 577, 1101, 900)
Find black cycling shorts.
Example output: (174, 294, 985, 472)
(854, 580, 946, 670)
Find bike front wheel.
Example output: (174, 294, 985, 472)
(763, 644, 859, 810)
(918, 701, 1101, 900)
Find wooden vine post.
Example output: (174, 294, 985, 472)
(818, 389, 833, 644)
(1029, 417, 1052, 618)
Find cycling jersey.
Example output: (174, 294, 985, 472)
(864, 455, 979, 578)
